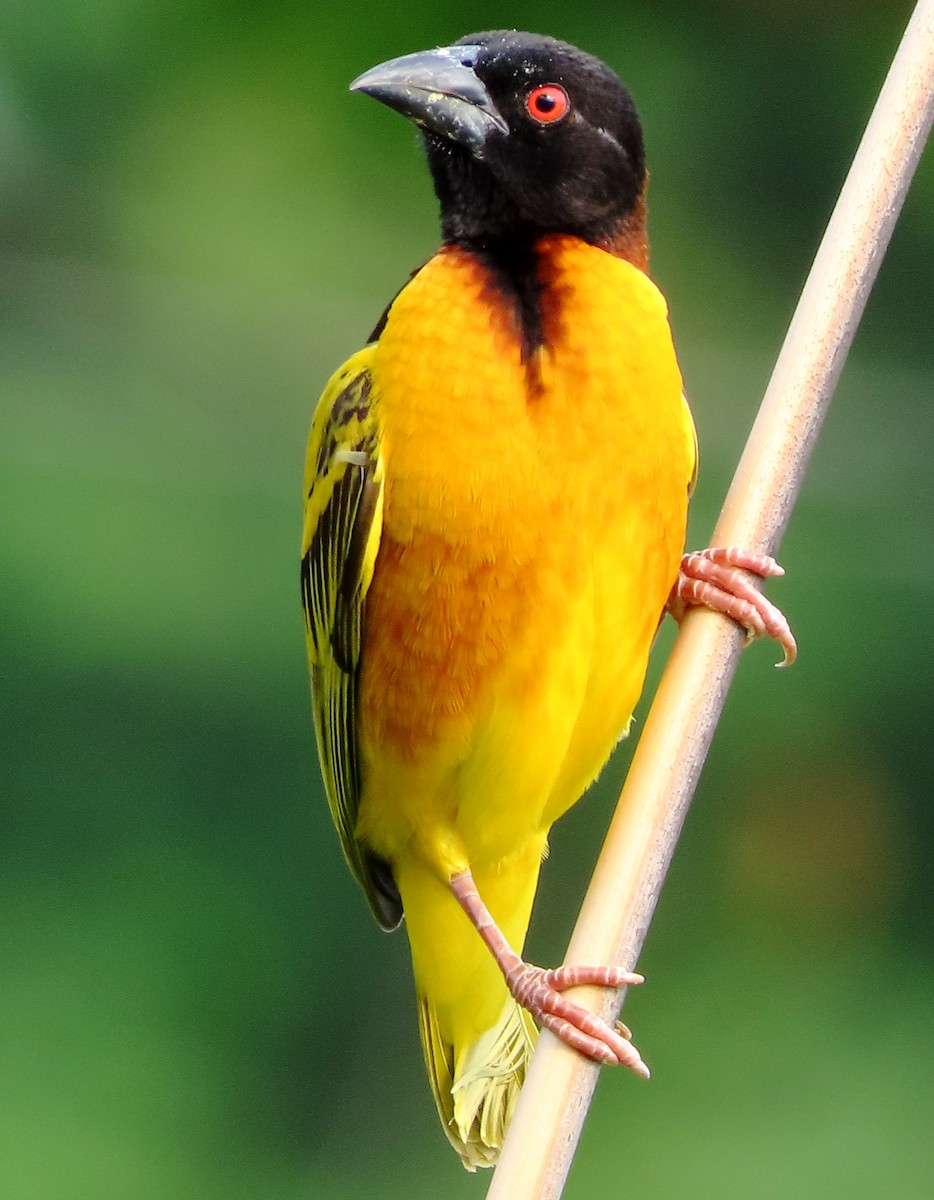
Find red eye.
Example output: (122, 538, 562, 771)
(526, 84, 569, 124)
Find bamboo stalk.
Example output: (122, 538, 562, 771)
(487, 4, 934, 1197)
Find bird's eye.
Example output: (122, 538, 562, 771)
(526, 84, 569, 124)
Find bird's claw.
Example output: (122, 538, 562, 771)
(506, 962, 649, 1077)
(669, 545, 797, 666)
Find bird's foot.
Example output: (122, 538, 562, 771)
(668, 546, 797, 666)
(505, 960, 649, 1076)
(449, 869, 649, 1077)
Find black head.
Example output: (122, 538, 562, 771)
(351, 31, 645, 248)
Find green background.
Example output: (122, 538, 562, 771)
(2, 1, 932, 1197)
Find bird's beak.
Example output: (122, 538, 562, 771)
(350, 44, 509, 152)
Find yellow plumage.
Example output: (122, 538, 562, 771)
(302, 236, 696, 1165)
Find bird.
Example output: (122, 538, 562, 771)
(301, 30, 795, 1170)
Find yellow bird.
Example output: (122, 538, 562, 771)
(301, 31, 794, 1169)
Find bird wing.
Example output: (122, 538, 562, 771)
(301, 347, 402, 930)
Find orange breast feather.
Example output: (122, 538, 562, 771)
(355, 238, 694, 871)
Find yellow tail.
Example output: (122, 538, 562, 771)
(395, 845, 544, 1169)
(419, 992, 537, 1170)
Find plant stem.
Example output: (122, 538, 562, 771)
(487, 3, 934, 1197)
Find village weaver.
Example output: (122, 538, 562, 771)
(301, 31, 795, 1169)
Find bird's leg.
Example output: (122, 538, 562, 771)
(449, 869, 649, 1077)
(669, 546, 797, 666)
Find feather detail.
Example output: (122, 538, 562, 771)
(419, 993, 537, 1171)
(301, 348, 401, 930)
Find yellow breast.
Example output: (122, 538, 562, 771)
(356, 236, 695, 870)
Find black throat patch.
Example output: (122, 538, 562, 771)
(474, 236, 545, 363)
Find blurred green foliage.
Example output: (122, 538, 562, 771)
(2, 1, 932, 1197)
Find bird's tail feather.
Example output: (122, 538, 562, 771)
(418, 993, 537, 1170)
